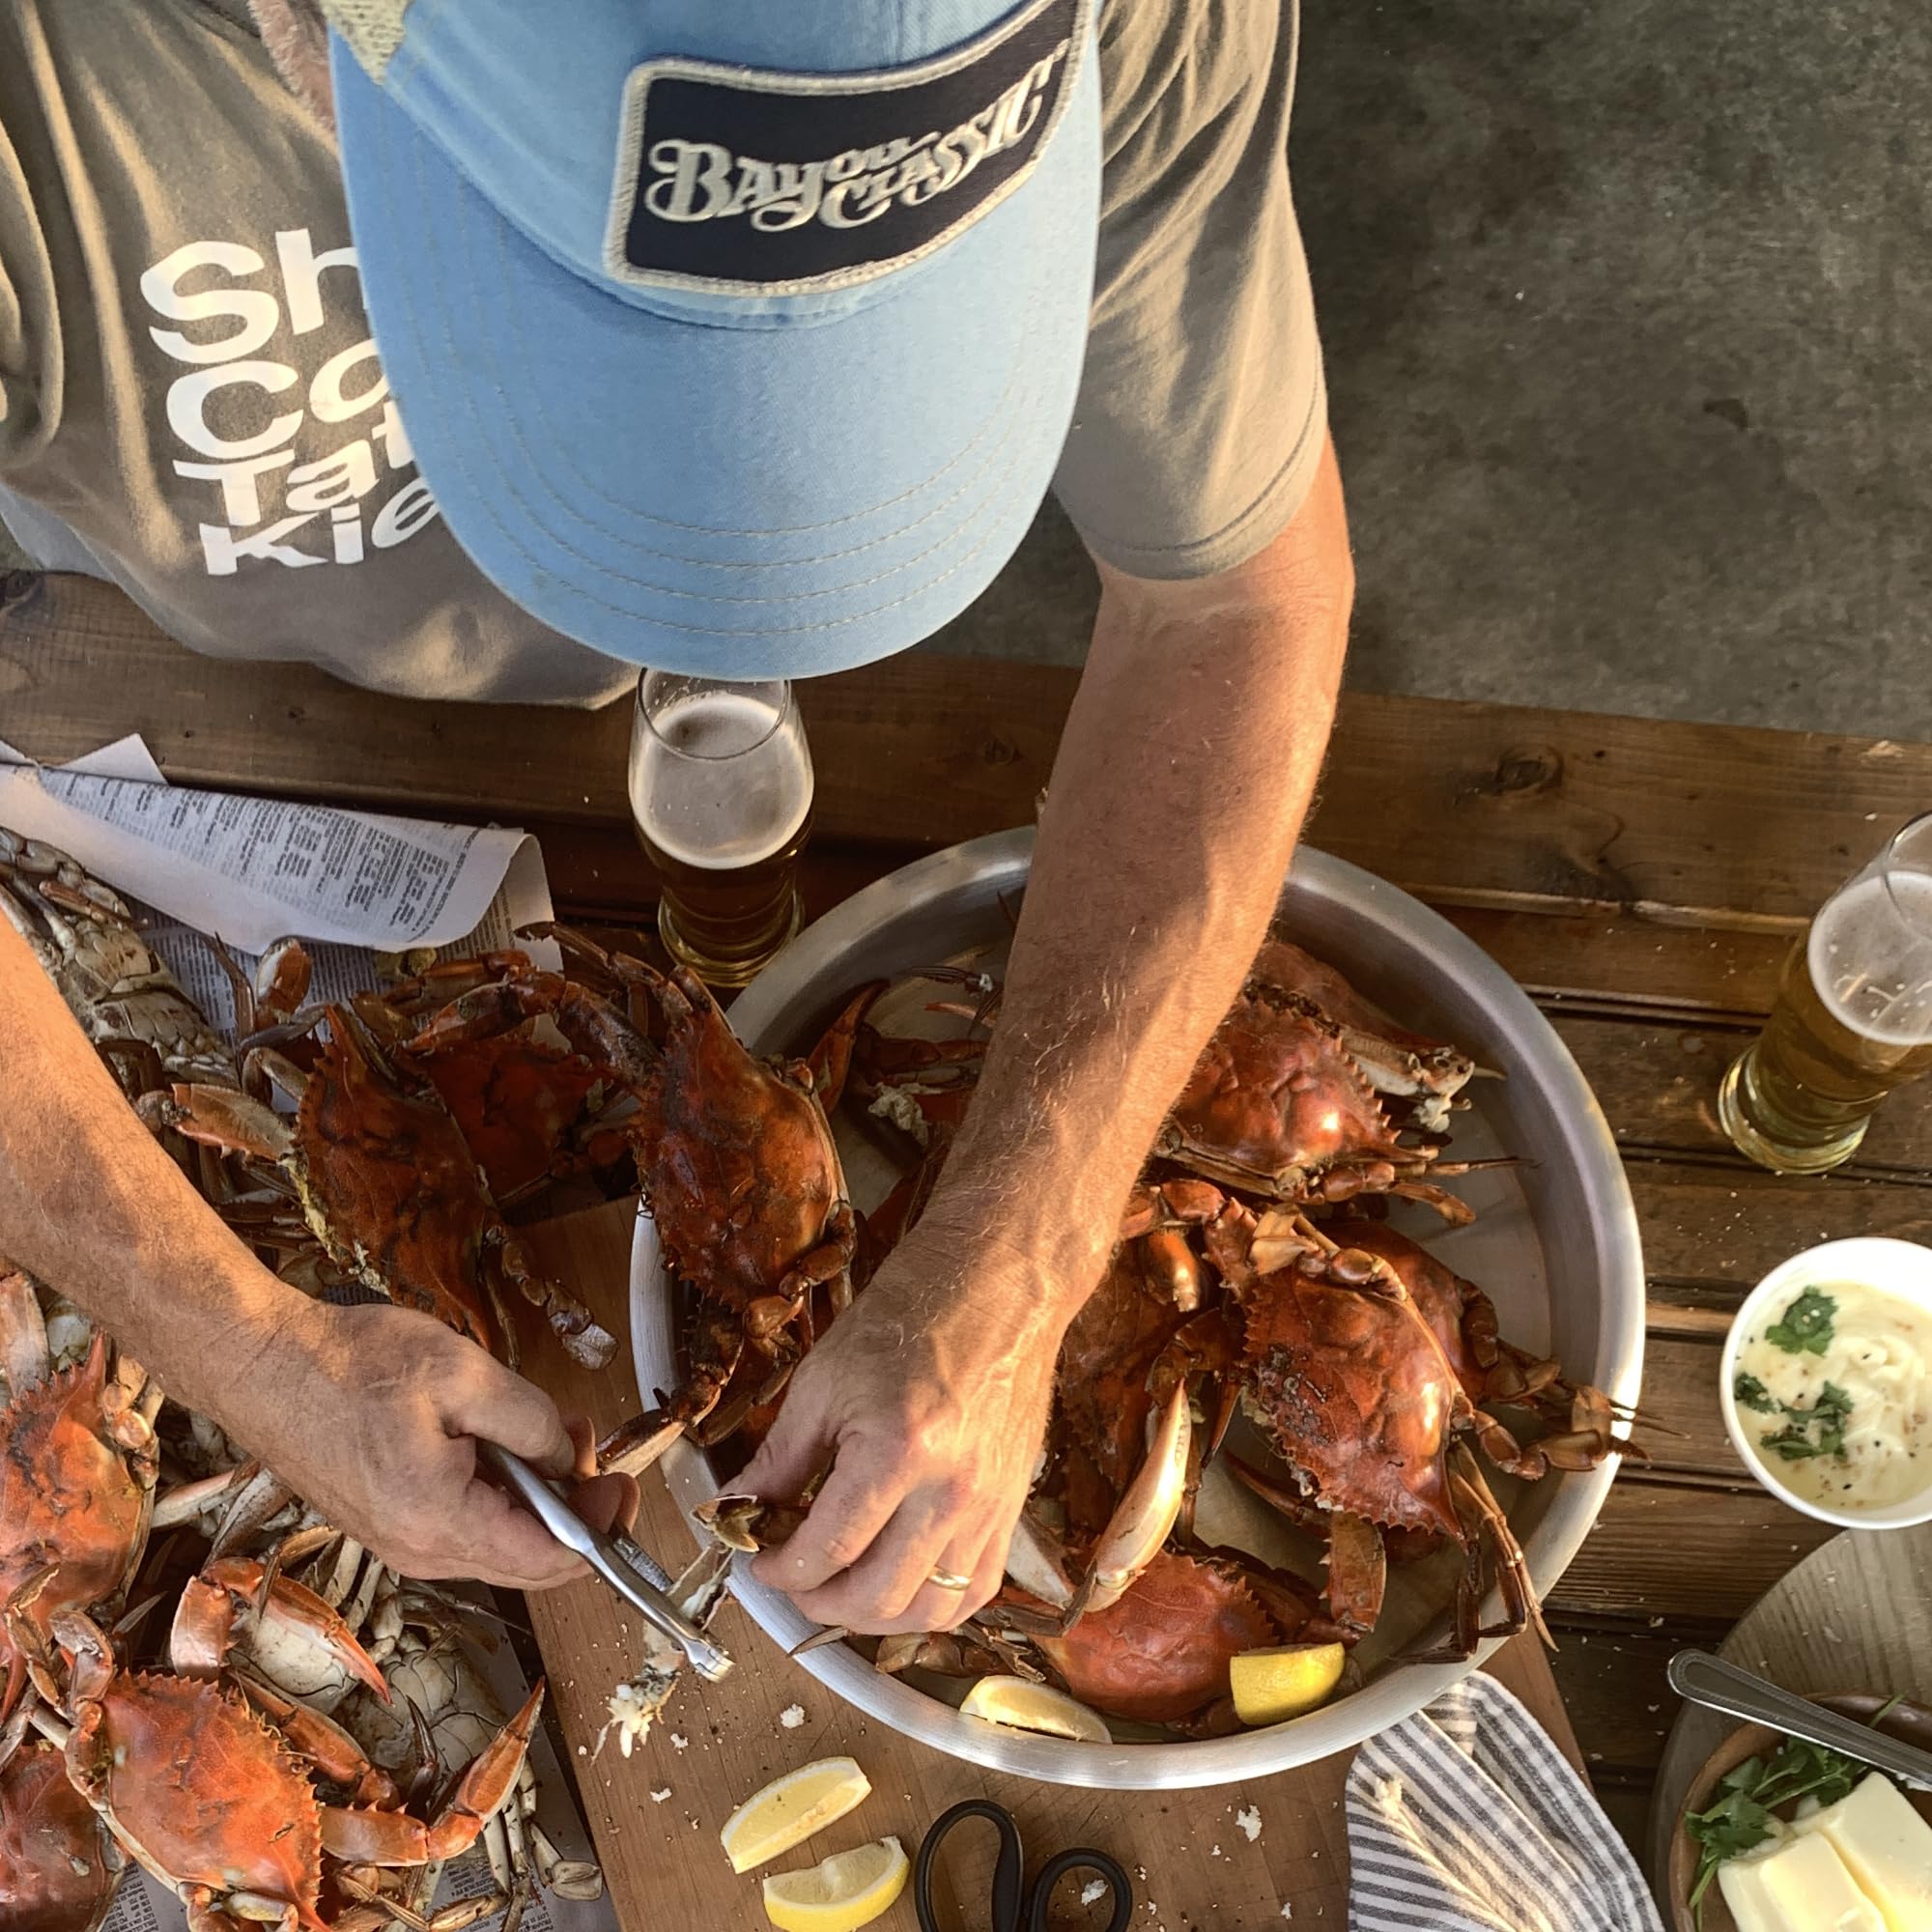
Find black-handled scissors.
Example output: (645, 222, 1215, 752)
(914, 1799, 1133, 1932)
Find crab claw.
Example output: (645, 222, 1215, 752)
(1079, 1381, 1192, 1620)
(170, 1557, 389, 1706)
(321, 1684, 542, 1865)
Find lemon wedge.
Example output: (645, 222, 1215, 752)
(959, 1676, 1111, 1744)
(720, 1758, 872, 1874)
(1230, 1642, 1347, 1726)
(762, 1836, 909, 1932)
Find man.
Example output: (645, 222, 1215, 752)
(0, 0, 1351, 1635)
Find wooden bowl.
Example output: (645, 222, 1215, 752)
(1666, 1691, 1932, 1932)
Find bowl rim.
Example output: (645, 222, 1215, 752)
(1719, 1236, 1932, 1530)
(636, 828, 1648, 1787)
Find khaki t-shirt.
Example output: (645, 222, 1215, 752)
(0, 0, 1324, 707)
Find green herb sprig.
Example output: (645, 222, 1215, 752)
(1759, 1381, 1854, 1462)
(1732, 1372, 1781, 1415)
(1765, 1288, 1837, 1355)
(1685, 1733, 1873, 1924)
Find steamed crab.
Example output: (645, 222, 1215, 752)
(24, 1609, 545, 1932)
(0, 1325, 159, 1723)
(141, 1005, 613, 1371)
(384, 931, 860, 1469)
(0, 1734, 120, 1932)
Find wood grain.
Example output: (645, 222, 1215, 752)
(9, 571, 1932, 923)
(512, 1201, 1583, 1932)
(1645, 1525, 1932, 1911)
(1553, 1014, 1932, 1174)
(1546, 1481, 1838, 1622)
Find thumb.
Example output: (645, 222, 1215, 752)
(440, 1348, 576, 1478)
(736, 1388, 837, 1507)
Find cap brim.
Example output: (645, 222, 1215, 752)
(329, 35, 1099, 676)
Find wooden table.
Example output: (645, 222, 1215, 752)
(10, 571, 1932, 1904)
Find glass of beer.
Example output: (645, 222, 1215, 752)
(628, 670, 814, 988)
(1719, 811, 1932, 1173)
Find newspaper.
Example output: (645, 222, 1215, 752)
(0, 735, 560, 1022)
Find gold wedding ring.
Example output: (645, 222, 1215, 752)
(926, 1567, 972, 1593)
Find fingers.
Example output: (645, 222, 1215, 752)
(440, 1347, 576, 1476)
(785, 1481, 1006, 1635)
(749, 1440, 903, 1601)
(446, 1468, 583, 1592)
(569, 1470, 640, 1539)
(735, 1383, 835, 1508)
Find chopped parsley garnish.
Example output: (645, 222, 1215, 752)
(1759, 1380, 1854, 1462)
(1686, 1734, 1870, 1924)
(1733, 1372, 1781, 1414)
(1765, 1287, 1836, 1355)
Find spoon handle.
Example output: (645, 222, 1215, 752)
(1667, 1650, 1932, 1790)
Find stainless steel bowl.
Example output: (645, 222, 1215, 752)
(633, 829, 1644, 1788)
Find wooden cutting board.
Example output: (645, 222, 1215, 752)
(516, 1200, 1587, 1931)
(1645, 1522, 1932, 1914)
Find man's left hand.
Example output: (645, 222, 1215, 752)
(734, 1216, 1065, 1635)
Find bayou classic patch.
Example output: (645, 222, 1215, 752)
(607, 0, 1089, 296)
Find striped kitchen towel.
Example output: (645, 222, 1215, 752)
(1347, 1673, 1663, 1931)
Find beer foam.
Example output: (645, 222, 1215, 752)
(1808, 872, 1932, 1047)
(630, 689, 813, 871)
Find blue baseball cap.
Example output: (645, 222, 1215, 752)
(324, 0, 1100, 678)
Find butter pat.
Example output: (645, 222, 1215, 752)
(1718, 1832, 1889, 1932)
(1792, 1774, 1932, 1932)
(1718, 1841, 1789, 1932)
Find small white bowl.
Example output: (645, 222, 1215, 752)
(1720, 1236, 1932, 1529)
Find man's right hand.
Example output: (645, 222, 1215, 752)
(223, 1298, 632, 1590)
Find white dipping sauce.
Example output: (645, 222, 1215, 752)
(1734, 1278, 1932, 1510)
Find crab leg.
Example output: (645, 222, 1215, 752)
(239, 1677, 401, 1806)
(321, 1684, 543, 1866)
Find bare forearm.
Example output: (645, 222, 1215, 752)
(929, 440, 1353, 1310)
(0, 919, 298, 1402)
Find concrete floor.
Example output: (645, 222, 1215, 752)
(946, 0, 1932, 740)
(10, 2, 1924, 737)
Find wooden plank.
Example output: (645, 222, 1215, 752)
(1623, 1335, 1746, 1483)
(1630, 1161, 1932, 1293)
(1552, 1012, 1932, 1175)
(1441, 907, 1791, 1019)
(1547, 1616, 1725, 1779)
(1545, 1478, 1837, 1622)
(511, 1201, 1585, 1932)
(9, 572, 1932, 923)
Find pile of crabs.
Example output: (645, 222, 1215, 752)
(2, 812, 1635, 1904)
(0, 834, 616, 1932)
(0, 1264, 597, 1932)
(616, 935, 1637, 1738)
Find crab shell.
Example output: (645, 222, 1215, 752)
(410, 1031, 603, 1206)
(65, 1671, 328, 1931)
(1158, 990, 1413, 1199)
(0, 1739, 120, 1932)
(0, 1337, 150, 1709)
(1321, 1218, 1502, 1402)
(1238, 1262, 1466, 1544)
(291, 1014, 505, 1359)
(639, 967, 850, 1313)
(1032, 1549, 1293, 1725)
